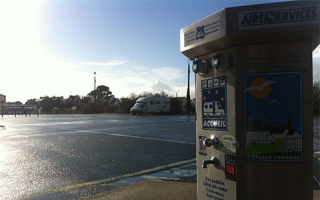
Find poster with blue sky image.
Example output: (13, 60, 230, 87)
(244, 72, 302, 161)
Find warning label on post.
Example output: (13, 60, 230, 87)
(202, 76, 227, 130)
(225, 155, 236, 181)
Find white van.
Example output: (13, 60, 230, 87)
(130, 97, 170, 115)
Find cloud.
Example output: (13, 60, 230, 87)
(76, 60, 128, 66)
(121, 77, 149, 84)
(129, 78, 194, 98)
(149, 78, 173, 91)
(91, 62, 195, 99)
(150, 67, 183, 82)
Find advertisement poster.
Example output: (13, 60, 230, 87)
(202, 76, 227, 130)
(244, 72, 302, 161)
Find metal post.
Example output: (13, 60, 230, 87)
(94, 72, 97, 108)
(186, 60, 191, 114)
(94, 72, 96, 90)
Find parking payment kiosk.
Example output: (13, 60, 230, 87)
(180, 1, 319, 200)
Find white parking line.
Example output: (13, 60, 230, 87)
(110, 133, 196, 145)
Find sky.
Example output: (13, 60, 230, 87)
(244, 73, 302, 132)
(0, 0, 319, 103)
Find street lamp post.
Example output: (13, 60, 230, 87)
(94, 72, 96, 90)
(93, 72, 97, 108)
(186, 59, 191, 114)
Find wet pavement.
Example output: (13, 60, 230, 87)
(27, 160, 197, 200)
(0, 115, 196, 199)
(28, 158, 320, 200)
(109, 161, 197, 187)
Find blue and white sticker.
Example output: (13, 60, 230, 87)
(202, 76, 227, 130)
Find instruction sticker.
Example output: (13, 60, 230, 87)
(199, 136, 207, 156)
(244, 72, 302, 161)
(202, 76, 227, 130)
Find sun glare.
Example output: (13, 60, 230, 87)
(0, 0, 68, 101)
(0, 0, 45, 71)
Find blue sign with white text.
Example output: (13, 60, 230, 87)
(202, 76, 227, 130)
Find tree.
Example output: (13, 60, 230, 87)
(86, 85, 113, 113)
(96, 85, 112, 107)
(89, 85, 112, 105)
(128, 93, 138, 100)
(117, 93, 139, 114)
(139, 91, 153, 97)
(6, 101, 23, 105)
(154, 90, 169, 97)
(118, 97, 136, 113)
(38, 96, 53, 113)
(25, 98, 38, 105)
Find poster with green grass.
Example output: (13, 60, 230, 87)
(244, 72, 302, 162)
